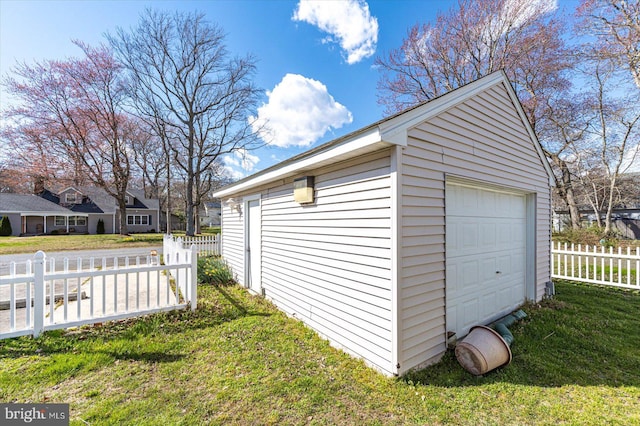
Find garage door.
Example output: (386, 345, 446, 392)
(446, 182, 526, 338)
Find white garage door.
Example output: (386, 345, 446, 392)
(446, 182, 526, 338)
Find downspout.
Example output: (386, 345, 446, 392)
(492, 310, 527, 346)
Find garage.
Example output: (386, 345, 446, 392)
(214, 71, 552, 376)
(445, 181, 528, 338)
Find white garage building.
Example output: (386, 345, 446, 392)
(212, 71, 553, 376)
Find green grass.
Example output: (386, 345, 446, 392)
(554, 262, 638, 285)
(1, 280, 639, 425)
(0, 228, 220, 255)
(0, 234, 164, 255)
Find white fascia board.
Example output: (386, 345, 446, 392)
(213, 127, 384, 198)
(20, 212, 84, 216)
(59, 186, 82, 195)
(379, 71, 507, 145)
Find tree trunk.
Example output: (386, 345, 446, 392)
(565, 185, 581, 229)
(556, 159, 581, 229)
(165, 155, 171, 234)
(186, 179, 195, 236)
(604, 176, 618, 235)
(117, 199, 129, 235)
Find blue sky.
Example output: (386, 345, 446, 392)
(0, 0, 579, 179)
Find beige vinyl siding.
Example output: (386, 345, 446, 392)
(399, 81, 551, 373)
(221, 203, 245, 285)
(254, 149, 395, 374)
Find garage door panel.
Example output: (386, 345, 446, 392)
(481, 258, 496, 281)
(481, 293, 497, 318)
(461, 223, 478, 250)
(446, 183, 527, 337)
(461, 260, 479, 287)
(461, 299, 479, 331)
(480, 223, 497, 246)
(496, 254, 513, 275)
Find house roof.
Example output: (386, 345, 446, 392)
(213, 70, 553, 198)
(65, 186, 159, 213)
(69, 186, 116, 214)
(128, 189, 160, 211)
(0, 193, 74, 214)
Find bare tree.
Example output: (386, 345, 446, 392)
(375, 0, 581, 225)
(0, 120, 81, 191)
(537, 95, 591, 229)
(577, 0, 640, 89)
(130, 128, 165, 199)
(573, 58, 640, 234)
(108, 9, 262, 236)
(3, 42, 134, 234)
(375, 0, 569, 118)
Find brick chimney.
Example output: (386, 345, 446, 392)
(33, 175, 45, 195)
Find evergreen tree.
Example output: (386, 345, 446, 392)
(0, 216, 13, 236)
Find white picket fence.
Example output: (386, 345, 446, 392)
(167, 233, 220, 256)
(551, 242, 640, 289)
(0, 243, 196, 340)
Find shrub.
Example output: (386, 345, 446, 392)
(198, 256, 235, 286)
(553, 225, 619, 247)
(0, 216, 12, 236)
(97, 219, 105, 234)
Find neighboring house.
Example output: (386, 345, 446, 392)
(199, 201, 222, 227)
(212, 71, 553, 377)
(0, 187, 160, 235)
(0, 193, 80, 235)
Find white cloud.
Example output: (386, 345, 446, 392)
(250, 73, 353, 148)
(492, 0, 558, 37)
(293, 0, 378, 64)
(222, 165, 245, 181)
(234, 148, 260, 172)
(222, 148, 261, 179)
(621, 143, 640, 173)
(502, 0, 558, 27)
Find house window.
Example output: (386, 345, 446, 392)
(55, 216, 66, 226)
(127, 215, 149, 226)
(125, 195, 132, 205)
(65, 193, 77, 203)
(68, 216, 87, 226)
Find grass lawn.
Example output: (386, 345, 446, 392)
(1, 280, 639, 425)
(0, 228, 220, 255)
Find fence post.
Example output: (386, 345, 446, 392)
(33, 251, 45, 338)
(190, 245, 197, 311)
